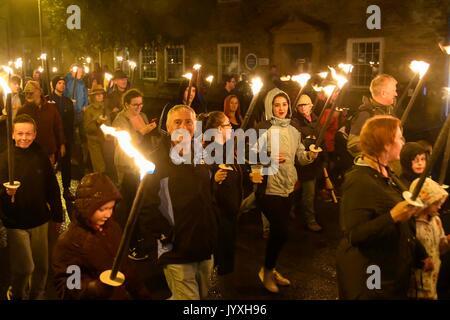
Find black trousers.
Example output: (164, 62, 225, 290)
(60, 142, 72, 191)
(260, 194, 292, 270)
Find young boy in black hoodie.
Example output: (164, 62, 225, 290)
(0, 114, 63, 300)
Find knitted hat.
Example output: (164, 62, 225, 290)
(74, 173, 122, 228)
(89, 84, 106, 96)
(51, 75, 65, 93)
(23, 80, 41, 93)
(410, 177, 448, 206)
(298, 94, 313, 106)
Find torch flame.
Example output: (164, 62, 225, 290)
(206, 75, 214, 83)
(86, 57, 92, 64)
(105, 72, 113, 81)
(128, 61, 137, 70)
(182, 73, 193, 80)
(84, 66, 90, 74)
(40, 53, 47, 60)
(329, 67, 348, 89)
(250, 77, 263, 95)
(52, 67, 58, 73)
(2, 66, 13, 75)
(338, 63, 354, 74)
(0, 77, 12, 95)
(100, 124, 155, 179)
(409, 60, 430, 79)
(318, 72, 328, 79)
(72, 66, 78, 74)
(312, 85, 323, 92)
(280, 75, 291, 81)
(116, 56, 124, 62)
(38, 66, 44, 73)
(291, 73, 311, 88)
(323, 85, 336, 97)
(193, 64, 202, 71)
(14, 58, 23, 69)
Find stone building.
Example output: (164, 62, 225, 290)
(1, 0, 449, 136)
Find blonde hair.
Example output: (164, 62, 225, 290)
(369, 74, 397, 98)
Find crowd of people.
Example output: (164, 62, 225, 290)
(0, 62, 449, 300)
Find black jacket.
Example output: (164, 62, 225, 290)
(0, 142, 63, 229)
(139, 137, 217, 265)
(210, 142, 243, 275)
(291, 112, 323, 181)
(50, 93, 75, 144)
(337, 165, 427, 299)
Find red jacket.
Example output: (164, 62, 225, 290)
(319, 108, 339, 152)
(17, 100, 66, 155)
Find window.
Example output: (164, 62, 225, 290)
(140, 47, 157, 80)
(218, 43, 240, 81)
(165, 46, 184, 81)
(346, 38, 384, 88)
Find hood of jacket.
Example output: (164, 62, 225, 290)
(74, 173, 122, 230)
(400, 142, 427, 182)
(264, 87, 292, 127)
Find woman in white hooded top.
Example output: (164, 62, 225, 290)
(252, 88, 318, 293)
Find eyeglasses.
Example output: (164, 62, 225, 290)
(130, 103, 144, 108)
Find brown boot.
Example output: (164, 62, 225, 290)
(273, 269, 291, 286)
(258, 267, 279, 293)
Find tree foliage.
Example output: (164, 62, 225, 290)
(42, 0, 216, 53)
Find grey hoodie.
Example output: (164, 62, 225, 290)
(257, 88, 313, 197)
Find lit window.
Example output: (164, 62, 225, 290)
(140, 47, 157, 80)
(346, 38, 384, 88)
(218, 43, 240, 82)
(165, 46, 184, 81)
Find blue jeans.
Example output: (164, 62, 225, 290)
(301, 179, 317, 224)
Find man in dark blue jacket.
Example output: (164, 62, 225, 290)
(139, 105, 217, 300)
(50, 75, 75, 200)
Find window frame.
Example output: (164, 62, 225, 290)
(346, 37, 384, 89)
(164, 45, 185, 82)
(139, 47, 158, 81)
(217, 43, 241, 82)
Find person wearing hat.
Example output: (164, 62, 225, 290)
(84, 84, 109, 174)
(17, 80, 66, 166)
(409, 177, 450, 299)
(50, 75, 75, 201)
(52, 172, 151, 299)
(105, 70, 129, 123)
(291, 94, 323, 232)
